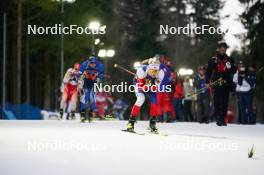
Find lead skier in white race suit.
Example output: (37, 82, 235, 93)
(126, 56, 169, 133)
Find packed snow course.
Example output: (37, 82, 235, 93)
(0, 120, 263, 175)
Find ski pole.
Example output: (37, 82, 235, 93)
(114, 64, 136, 76)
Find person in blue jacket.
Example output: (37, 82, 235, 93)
(78, 56, 104, 122)
(233, 64, 256, 124)
(194, 65, 211, 124)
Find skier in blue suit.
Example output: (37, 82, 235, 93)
(78, 56, 104, 122)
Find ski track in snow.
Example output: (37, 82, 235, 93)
(0, 120, 263, 175)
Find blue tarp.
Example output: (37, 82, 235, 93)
(2, 103, 42, 120)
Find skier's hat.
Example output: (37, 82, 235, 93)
(198, 65, 206, 70)
(148, 56, 160, 70)
(217, 40, 229, 48)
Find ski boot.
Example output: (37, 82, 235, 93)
(87, 111, 93, 123)
(80, 110, 86, 123)
(126, 118, 135, 132)
(216, 116, 227, 126)
(149, 118, 158, 133)
(59, 109, 63, 120)
(66, 113, 70, 120)
(71, 111, 76, 120)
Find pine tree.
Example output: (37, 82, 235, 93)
(188, 0, 224, 65)
(159, 0, 191, 66)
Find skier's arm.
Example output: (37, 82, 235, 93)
(60, 69, 71, 92)
(78, 62, 86, 79)
(135, 68, 146, 91)
(63, 68, 71, 83)
(97, 62, 104, 81)
(157, 69, 165, 84)
(77, 62, 86, 92)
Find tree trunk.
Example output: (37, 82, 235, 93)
(16, 0, 22, 104)
(43, 51, 51, 110)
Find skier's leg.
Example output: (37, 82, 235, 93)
(80, 88, 89, 122)
(89, 87, 97, 120)
(127, 92, 145, 131)
(163, 92, 173, 122)
(149, 92, 158, 132)
(131, 92, 145, 117)
(60, 86, 69, 119)
(156, 92, 164, 122)
(68, 89, 78, 119)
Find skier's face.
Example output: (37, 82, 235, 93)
(218, 47, 227, 55)
(198, 69, 205, 76)
(89, 62, 96, 68)
(148, 69, 158, 78)
(74, 63, 80, 71)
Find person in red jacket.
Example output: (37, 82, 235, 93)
(95, 91, 113, 119)
(173, 74, 184, 121)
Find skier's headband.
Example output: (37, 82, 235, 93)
(148, 64, 160, 70)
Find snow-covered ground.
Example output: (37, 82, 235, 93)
(0, 120, 263, 175)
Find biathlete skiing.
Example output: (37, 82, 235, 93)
(78, 56, 104, 123)
(119, 55, 172, 134)
(59, 63, 81, 120)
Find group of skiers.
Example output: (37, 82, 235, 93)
(59, 40, 257, 134)
(59, 56, 127, 122)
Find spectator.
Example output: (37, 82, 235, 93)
(113, 98, 128, 120)
(173, 75, 184, 121)
(235, 60, 245, 123)
(206, 41, 236, 126)
(194, 66, 211, 123)
(233, 64, 256, 124)
(183, 76, 194, 121)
